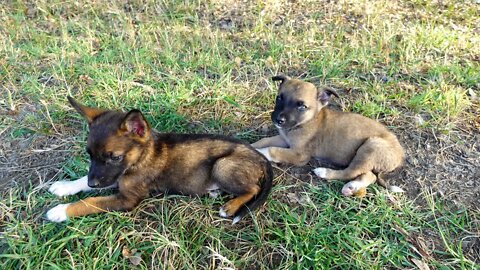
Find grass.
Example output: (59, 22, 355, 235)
(1, 0, 479, 269)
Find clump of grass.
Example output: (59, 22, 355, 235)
(408, 84, 471, 129)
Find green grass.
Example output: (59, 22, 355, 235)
(1, 181, 478, 269)
(1, 0, 479, 269)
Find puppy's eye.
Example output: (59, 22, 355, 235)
(110, 155, 124, 162)
(276, 95, 283, 101)
(297, 103, 307, 111)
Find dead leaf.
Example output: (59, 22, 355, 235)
(234, 57, 242, 67)
(79, 75, 94, 85)
(129, 254, 142, 266)
(286, 193, 299, 204)
(122, 246, 133, 257)
(411, 258, 430, 270)
(265, 56, 274, 67)
(122, 246, 142, 266)
(298, 194, 312, 205)
(287, 192, 312, 205)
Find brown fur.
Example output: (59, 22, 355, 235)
(63, 97, 273, 222)
(252, 75, 404, 196)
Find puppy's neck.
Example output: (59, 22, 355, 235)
(128, 134, 158, 174)
(314, 107, 330, 123)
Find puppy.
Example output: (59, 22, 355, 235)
(252, 75, 405, 197)
(46, 97, 273, 224)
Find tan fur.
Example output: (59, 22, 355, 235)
(222, 186, 261, 216)
(253, 76, 405, 196)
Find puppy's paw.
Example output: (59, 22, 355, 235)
(219, 200, 239, 218)
(49, 180, 83, 197)
(313, 167, 330, 179)
(208, 189, 222, 199)
(219, 207, 229, 218)
(255, 148, 273, 161)
(46, 203, 71, 222)
(341, 181, 366, 197)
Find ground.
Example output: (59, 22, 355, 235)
(0, 0, 479, 269)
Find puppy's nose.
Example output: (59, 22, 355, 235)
(276, 116, 286, 125)
(88, 178, 100, 188)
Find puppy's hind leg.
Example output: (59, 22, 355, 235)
(219, 186, 261, 218)
(314, 137, 382, 181)
(212, 156, 268, 223)
(341, 171, 377, 197)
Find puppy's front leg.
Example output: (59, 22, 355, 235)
(251, 135, 288, 148)
(46, 193, 141, 222)
(257, 147, 310, 166)
(49, 175, 118, 197)
(48, 176, 92, 196)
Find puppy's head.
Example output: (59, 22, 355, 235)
(270, 75, 339, 130)
(68, 97, 152, 188)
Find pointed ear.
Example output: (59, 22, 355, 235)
(272, 75, 290, 85)
(120, 110, 150, 138)
(68, 96, 106, 123)
(318, 87, 340, 105)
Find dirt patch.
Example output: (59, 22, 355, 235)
(0, 103, 76, 191)
(0, 133, 73, 191)
(396, 125, 480, 210)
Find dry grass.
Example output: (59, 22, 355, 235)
(1, 0, 479, 269)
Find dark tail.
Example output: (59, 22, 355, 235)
(232, 162, 274, 224)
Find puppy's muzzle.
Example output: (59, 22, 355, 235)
(274, 114, 286, 126)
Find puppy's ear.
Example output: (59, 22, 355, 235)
(120, 109, 150, 138)
(318, 87, 340, 105)
(272, 75, 290, 85)
(68, 96, 106, 123)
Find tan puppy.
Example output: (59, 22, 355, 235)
(252, 75, 405, 196)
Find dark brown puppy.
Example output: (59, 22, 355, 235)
(252, 75, 404, 197)
(46, 97, 273, 224)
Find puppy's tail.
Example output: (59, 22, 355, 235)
(232, 162, 273, 224)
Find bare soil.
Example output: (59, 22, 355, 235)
(0, 104, 75, 191)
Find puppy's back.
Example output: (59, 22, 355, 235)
(313, 108, 404, 168)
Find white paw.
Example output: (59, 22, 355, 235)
(49, 181, 79, 196)
(256, 148, 272, 161)
(219, 207, 228, 218)
(49, 181, 76, 196)
(208, 189, 221, 199)
(341, 181, 358, 196)
(46, 203, 71, 222)
(313, 167, 328, 178)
